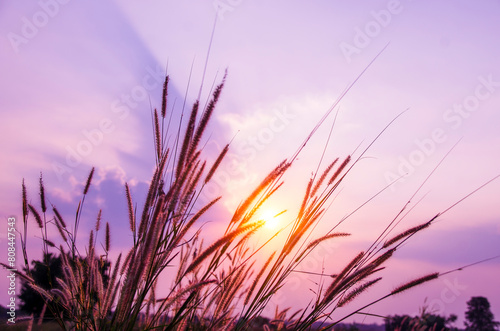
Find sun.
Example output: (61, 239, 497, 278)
(260, 210, 282, 230)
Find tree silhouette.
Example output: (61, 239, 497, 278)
(386, 305, 457, 331)
(19, 252, 63, 318)
(465, 296, 499, 331)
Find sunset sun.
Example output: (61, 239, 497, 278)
(260, 210, 285, 230)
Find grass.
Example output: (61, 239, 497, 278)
(5, 65, 497, 331)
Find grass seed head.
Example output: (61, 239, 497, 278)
(106, 222, 111, 252)
(22, 179, 28, 220)
(39, 172, 47, 213)
(391, 272, 439, 295)
(28, 204, 43, 228)
(328, 155, 351, 185)
(161, 74, 169, 118)
(83, 167, 95, 195)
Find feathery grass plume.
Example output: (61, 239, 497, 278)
(138, 190, 155, 239)
(300, 193, 320, 223)
(83, 167, 95, 195)
(234, 228, 258, 253)
(306, 233, 350, 250)
(218, 264, 253, 316)
(157, 280, 216, 309)
(125, 183, 135, 233)
(184, 221, 263, 274)
(175, 153, 202, 210)
(28, 204, 43, 228)
(191, 72, 227, 153)
(174, 241, 193, 284)
(383, 221, 431, 249)
(55, 276, 72, 300)
(171, 197, 221, 249)
(216, 266, 245, 315)
(244, 251, 276, 306)
(28, 283, 54, 301)
(328, 155, 351, 185)
(138, 222, 163, 283)
(329, 263, 384, 303)
(44, 239, 56, 248)
(128, 198, 162, 288)
(166, 151, 201, 212)
(95, 209, 102, 231)
(145, 283, 156, 324)
(184, 158, 203, 190)
(232, 160, 289, 223)
(121, 248, 134, 275)
(311, 158, 339, 197)
(338, 277, 382, 307)
(284, 209, 324, 255)
(177, 100, 199, 179)
(205, 144, 229, 184)
(22, 179, 28, 219)
(39, 172, 47, 213)
(105, 222, 111, 252)
(161, 75, 169, 118)
(108, 283, 122, 323)
(270, 307, 290, 329)
(60, 251, 77, 286)
(154, 108, 162, 162)
(243, 181, 284, 227)
(88, 230, 95, 260)
(95, 262, 105, 304)
(391, 272, 439, 295)
(181, 160, 206, 206)
(139, 156, 167, 237)
(103, 253, 121, 314)
(324, 251, 364, 302)
(0, 263, 35, 283)
(55, 218, 67, 241)
(50, 288, 69, 307)
(288, 308, 304, 324)
(52, 205, 66, 228)
(299, 178, 314, 219)
(370, 248, 396, 268)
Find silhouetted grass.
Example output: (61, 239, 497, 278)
(6, 67, 496, 331)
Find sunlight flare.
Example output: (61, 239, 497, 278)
(260, 210, 285, 230)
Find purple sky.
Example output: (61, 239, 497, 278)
(1, 0, 500, 326)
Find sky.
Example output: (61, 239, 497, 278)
(1, 0, 500, 327)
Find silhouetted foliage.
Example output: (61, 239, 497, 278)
(386, 309, 457, 330)
(414, 312, 457, 330)
(334, 323, 360, 331)
(385, 315, 412, 330)
(465, 296, 499, 331)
